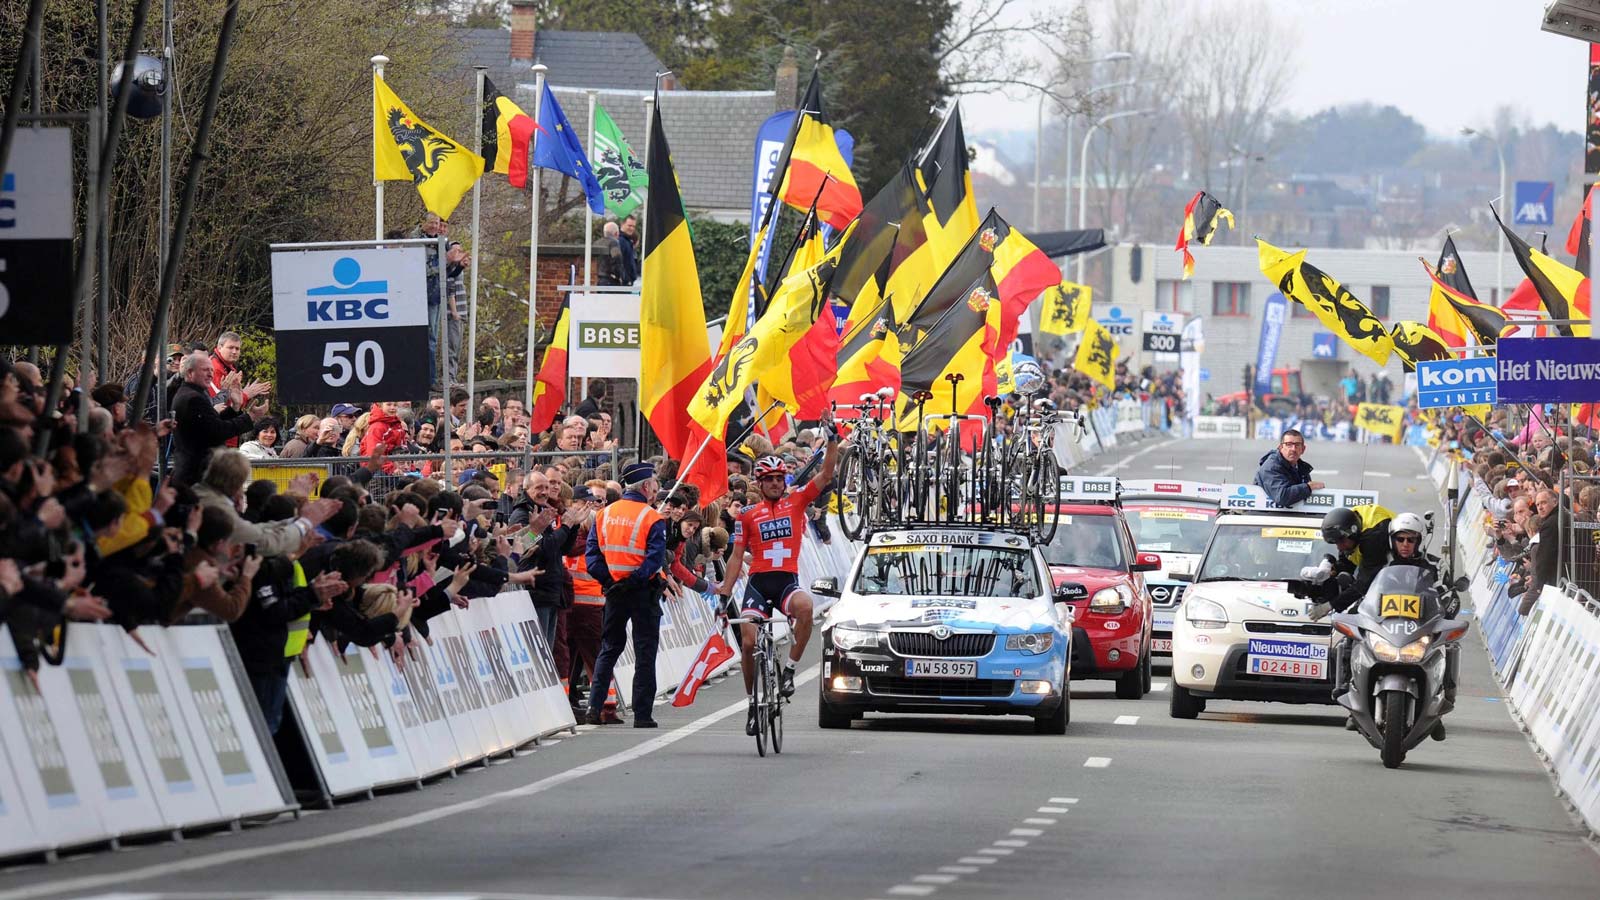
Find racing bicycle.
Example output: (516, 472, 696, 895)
(728, 614, 791, 757)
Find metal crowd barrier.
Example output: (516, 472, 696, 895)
(1433, 453, 1600, 838)
(248, 448, 626, 502)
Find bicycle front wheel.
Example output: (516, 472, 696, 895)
(770, 688, 784, 754)
(754, 653, 770, 758)
(1032, 453, 1061, 544)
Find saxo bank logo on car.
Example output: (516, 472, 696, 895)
(268, 245, 429, 404)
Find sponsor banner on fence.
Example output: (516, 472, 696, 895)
(1193, 416, 1246, 439)
(1417, 356, 1496, 409)
(1497, 337, 1600, 403)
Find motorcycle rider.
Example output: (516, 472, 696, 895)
(1303, 504, 1393, 710)
(1385, 511, 1456, 739)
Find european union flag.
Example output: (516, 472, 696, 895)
(533, 83, 606, 215)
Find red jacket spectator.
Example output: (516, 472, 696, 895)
(360, 402, 409, 471)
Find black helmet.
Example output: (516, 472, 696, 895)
(1321, 507, 1361, 544)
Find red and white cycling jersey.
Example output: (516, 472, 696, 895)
(732, 480, 823, 575)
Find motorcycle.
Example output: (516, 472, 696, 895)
(1328, 566, 1470, 768)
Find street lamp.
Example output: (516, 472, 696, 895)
(1461, 126, 1507, 302)
(1077, 108, 1154, 282)
(1031, 52, 1131, 232)
(1229, 143, 1266, 244)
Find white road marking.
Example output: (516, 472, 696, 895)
(1151, 464, 1181, 470)
(1010, 827, 1044, 836)
(1084, 756, 1112, 768)
(1037, 806, 1069, 814)
(1367, 471, 1392, 478)
(888, 886, 938, 897)
(914, 874, 958, 884)
(1205, 465, 1234, 471)
(939, 865, 981, 874)
(1047, 797, 1080, 804)
(958, 857, 998, 865)
(980, 848, 1015, 856)
(1151, 681, 1169, 692)
(1114, 714, 1140, 725)
(1415, 474, 1432, 480)
(1094, 438, 1178, 475)
(1318, 469, 1340, 475)
(995, 839, 1030, 847)
(0, 668, 823, 900)
(1023, 817, 1057, 825)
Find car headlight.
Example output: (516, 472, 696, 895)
(831, 626, 883, 651)
(1184, 597, 1228, 630)
(1005, 632, 1055, 655)
(1089, 583, 1134, 614)
(1369, 634, 1428, 662)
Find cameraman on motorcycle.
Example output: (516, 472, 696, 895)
(1301, 504, 1394, 711)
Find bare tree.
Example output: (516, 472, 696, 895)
(941, 0, 1095, 110)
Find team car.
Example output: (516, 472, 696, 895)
(1167, 484, 1381, 719)
(1118, 480, 1224, 661)
(1041, 476, 1159, 699)
(814, 527, 1073, 734)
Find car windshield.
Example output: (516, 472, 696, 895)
(852, 545, 1042, 598)
(1042, 514, 1126, 570)
(1123, 504, 1217, 555)
(1195, 522, 1327, 583)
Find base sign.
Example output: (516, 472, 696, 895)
(1496, 337, 1600, 403)
(270, 245, 430, 404)
(1417, 357, 1496, 409)
(0, 128, 75, 344)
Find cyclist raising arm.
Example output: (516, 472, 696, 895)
(717, 412, 841, 736)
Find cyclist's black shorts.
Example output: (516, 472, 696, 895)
(742, 572, 801, 619)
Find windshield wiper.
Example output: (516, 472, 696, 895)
(1196, 575, 1254, 583)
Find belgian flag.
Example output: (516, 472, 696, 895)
(481, 76, 539, 188)
(1436, 235, 1479, 300)
(528, 298, 570, 434)
(1494, 204, 1591, 337)
(638, 99, 724, 500)
(833, 163, 931, 324)
(829, 296, 903, 408)
(1567, 182, 1594, 275)
(1175, 191, 1234, 279)
(1421, 258, 1508, 345)
(772, 70, 862, 232)
(1389, 321, 1452, 372)
(917, 105, 981, 269)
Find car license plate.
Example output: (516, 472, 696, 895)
(905, 659, 977, 678)
(1151, 638, 1173, 653)
(1245, 637, 1327, 680)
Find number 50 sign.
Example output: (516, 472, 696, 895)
(269, 242, 433, 404)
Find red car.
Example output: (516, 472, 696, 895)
(1043, 503, 1159, 699)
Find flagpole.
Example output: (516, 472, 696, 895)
(661, 399, 783, 504)
(371, 55, 388, 240)
(637, 91, 654, 451)
(468, 65, 486, 403)
(527, 63, 547, 419)
(584, 88, 597, 291)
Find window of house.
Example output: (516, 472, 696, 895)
(1155, 279, 1194, 313)
(1369, 285, 1390, 319)
(1212, 281, 1251, 317)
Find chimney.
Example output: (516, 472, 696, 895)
(510, 0, 537, 62)
(774, 46, 798, 111)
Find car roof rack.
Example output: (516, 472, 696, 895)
(862, 524, 1037, 548)
(1215, 484, 1381, 516)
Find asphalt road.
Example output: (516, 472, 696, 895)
(4, 437, 1598, 900)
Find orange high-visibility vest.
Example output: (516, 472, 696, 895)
(568, 550, 604, 603)
(596, 498, 662, 578)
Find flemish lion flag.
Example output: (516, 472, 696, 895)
(1356, 403, 1405, 442)
(593, 102, 647, 218)
(638, 99, 724, 501)
(481, 76, 539, 188)
(1388, 321, 1452, 373)
(1039, 281, 1092, 336)
(374, 75, 484, 219)
(1176, 191, 1234, 279)
(528, 298, 570, 433)
(1257, 240, 1393, 367)
(1073, 320, 1118, 392)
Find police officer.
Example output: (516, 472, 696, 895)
(583, 462, 669, 728)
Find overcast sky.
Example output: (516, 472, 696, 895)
(962, 0, 1589, 138)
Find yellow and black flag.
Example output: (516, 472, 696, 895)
(1258, 240, 1394, 367)
(1073, 320, 1119, 392)
(917, 105, 981, 268)
(374, 75, 484, 219)
(1039, 281, 1092, 336)
(1389, 321, 1452, 372)
(1493, 204, 1592, 337)
(1175, 191, 1234, 279)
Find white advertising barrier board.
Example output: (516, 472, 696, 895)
(1193, 416, 1247, 439)
(484, 593, 578, 739)
(0, 721, 44, 858)
(95, 627, 226, 830)
(158, 627, 296, 819)
(382, 635, 467, 779)
(286, 639, 377, 798)
(332, 641, 421, 789)
(431, 611, 515, 756)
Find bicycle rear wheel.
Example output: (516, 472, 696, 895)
(836, 444, 866, 540)
(1032, 453, 1061, 544)
(754, 651, 770, 757)
(770, 687, 784, 754)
